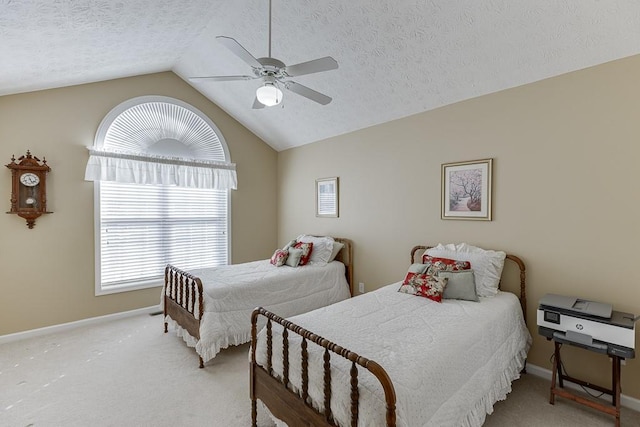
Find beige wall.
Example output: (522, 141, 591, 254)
(278, 55, 640, 399)
(0, 72, 277, 335)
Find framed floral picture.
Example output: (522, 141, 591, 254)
(441, 158, 493, 221)
(316, 177, 339, 218)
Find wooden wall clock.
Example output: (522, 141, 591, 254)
(6, 150, 52, 229)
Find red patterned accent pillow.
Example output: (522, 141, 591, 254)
(293, 242, 314, 266)
(422, 255, 471, 274)
(398, 272, 448, 302)
(270, 249, 288, 267)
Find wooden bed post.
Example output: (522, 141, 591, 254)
(163, 266, 169, 334)
(163, 264, 205, 367)
(506, 254, 527, 321)
(250, 307, 398, 426)
(332, 237, 354, 296)
(250, 309, 258, 427)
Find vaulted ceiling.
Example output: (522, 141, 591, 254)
(2, 1, 640, 151)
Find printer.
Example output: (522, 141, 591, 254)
(537, 294, 637, 359)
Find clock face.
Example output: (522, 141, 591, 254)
(20, 172, 40, 187)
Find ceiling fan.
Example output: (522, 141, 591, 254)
(189, 0, 338, 109)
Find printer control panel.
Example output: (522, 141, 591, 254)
(543, 310, 561, 324)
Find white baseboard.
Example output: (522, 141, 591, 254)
(0, 305, 161, 345)
(526, 363, 640, 413)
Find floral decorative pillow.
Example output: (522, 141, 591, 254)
(269, 249, 288, 267)
(422, 255, 471, 275)
(293, 242, 314, 266)
(398, 272, 448, 302)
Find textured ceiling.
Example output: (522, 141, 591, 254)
(2, 1, 640, 151)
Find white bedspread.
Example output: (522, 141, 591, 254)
(255, 283, 531, 427)
(166, 260, 350, 362)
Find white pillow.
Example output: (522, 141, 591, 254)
(328, 241, 345, 262)
(285, 247, 303, 267)
(425, 243, 506, 297)
(296, 234, 335, 264)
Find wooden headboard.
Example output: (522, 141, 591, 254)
(410, 245, 527, 321)
(332, 237, 354, 296)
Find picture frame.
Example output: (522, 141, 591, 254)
(316, 177, 339, 218)
(441, 158, 493, 221)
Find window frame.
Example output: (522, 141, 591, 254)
(92, 96, 233, 296)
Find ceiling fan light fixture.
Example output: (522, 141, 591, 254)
(256, 82, 283, 106)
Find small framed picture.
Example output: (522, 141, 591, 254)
(441, 159, 493, 221)
(316, 177, 339, 218)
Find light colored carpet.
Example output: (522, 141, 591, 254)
(1, 313, 638, 427)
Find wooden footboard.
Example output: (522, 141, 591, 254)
(250, 307, 397, 427)
(164, 264, 205, 368)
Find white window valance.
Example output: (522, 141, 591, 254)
(85, 96, 237, 190)
(85, 149, 237, 190)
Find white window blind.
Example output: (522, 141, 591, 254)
(317, 179, 338, 216)
(98, 181, 228, 291)
(318, 185, 336, 215)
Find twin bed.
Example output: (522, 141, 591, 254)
(163, 240, 531, 426)
(249, 244, 531, 427)
(163, 237, 353, 367)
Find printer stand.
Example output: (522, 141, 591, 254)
(550, 341, 622, 427)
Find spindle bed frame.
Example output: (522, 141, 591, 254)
(164, 237, 354, 368)
(250, 245, 527, 427)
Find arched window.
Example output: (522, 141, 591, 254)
(85, 96, 236, 295)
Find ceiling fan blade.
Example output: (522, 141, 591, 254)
(216, 36, 263, 69)
(284, 81, 332, 105)
(252, 97, 265, 109)
(189, 75, 257, 82)
(284, 56, 338, 77)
